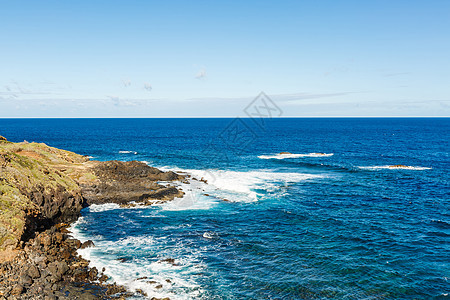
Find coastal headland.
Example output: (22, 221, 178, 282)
(0, 135, 183, 299)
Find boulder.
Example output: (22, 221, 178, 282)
(80, 240, 95, 249)
(19, 273, 33, 286)
(27, 265, 41, 279)
(10, 284, 24, 295)
(48, 261, 69, 281)
(88, 267, 98, 281)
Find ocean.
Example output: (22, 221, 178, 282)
(0, 118, 448, 299)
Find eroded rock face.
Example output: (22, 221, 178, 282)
(1, 140, 185, 251)
(1, 142, 84, 251)
(1, 138, 185, 298)
(21, 183, 84, 222)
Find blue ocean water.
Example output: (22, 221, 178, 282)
(1, 118, 449, 299)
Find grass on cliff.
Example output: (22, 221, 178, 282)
(0, 139, 96, 251)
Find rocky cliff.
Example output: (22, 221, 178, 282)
(0, 138, 86, 253)
(0, 136, 184, 299)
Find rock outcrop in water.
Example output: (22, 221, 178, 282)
(0, 137, 184, 299)
(82, 160, 184, 205)
(388, 164, 409, 168)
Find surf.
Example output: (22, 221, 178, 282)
(358, 165, 432, 170)
(258, 152, 334, 159)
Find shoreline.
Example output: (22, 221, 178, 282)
(0, 136, 185, 299)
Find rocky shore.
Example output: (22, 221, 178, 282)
(0, 136, 184, 299)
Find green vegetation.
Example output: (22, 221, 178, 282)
(0, 138, 92, 251)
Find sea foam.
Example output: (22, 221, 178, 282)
(88, 203, 121, 212)
(119, 150, 138, 154)
(258, 153, 334, 159)
(188, 169, 320, 193)
(358, 165, 432, 170)
(70, 218, 204, 300)
(160, 167, 323, 207)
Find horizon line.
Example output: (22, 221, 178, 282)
(0, 116, 449, 119)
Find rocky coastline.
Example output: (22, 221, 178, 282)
(0, 136, 184, 299)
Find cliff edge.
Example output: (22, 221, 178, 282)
(0, 136, 184, 299)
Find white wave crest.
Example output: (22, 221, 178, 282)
(258, 153, 334, 159)
(160, 168, 323, 206)
(162, 181, 219, 211)
(119, 150, 138, 154)
(69, 220, 204, 300)
(203, 231, 218, 239)
(88, 203, 121, 212)
(358, 165, 432, 170)
(190, 169, 320, 194)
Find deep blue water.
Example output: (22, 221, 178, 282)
(1, 118, 449, 299)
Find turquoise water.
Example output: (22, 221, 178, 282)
(1, 118, 449, 299)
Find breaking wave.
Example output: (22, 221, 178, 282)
(358, 165, 432, 170)
(258, 153, 334, 159)
(160, 168, 324, 208)
(70, 218, 204, 300)
(119, 150, 138, 155)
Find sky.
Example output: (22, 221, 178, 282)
(0, 0, 449, 117)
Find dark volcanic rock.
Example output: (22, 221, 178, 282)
(0, 226, 127, 299)
(80, 240, 95, 249)
(81, 160, 185, 205)
(22, 184, 84, 224)
(139, 186, 182, 202)
(27, 264, 40, 278)
(10, 284, 24, 295)
(48, 261, 69, 281)
(117, 257, 129, 263)
(0, 141, 185, 299)
(93, 160, 182, 182)
(19, 273, 33, 286)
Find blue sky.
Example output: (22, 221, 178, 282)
(1, 0, 449, 117)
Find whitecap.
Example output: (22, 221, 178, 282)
(159, 167, 323, 206)
(69, 221, 205, 300)
(203, 231, 218, 239)
(258, 153, 334, 159)
(119, 150, 138, 155)
(161, 181, 219, 211)
(68, 217, 89, 241)
(188, 169, 321, 195)
(98, 235, 157, 252)
(358, 165, 432, 170)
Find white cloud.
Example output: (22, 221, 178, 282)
(144, 83, 152, 91)
(195, 69, 207, 79)
(122, 79, 131, 87)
